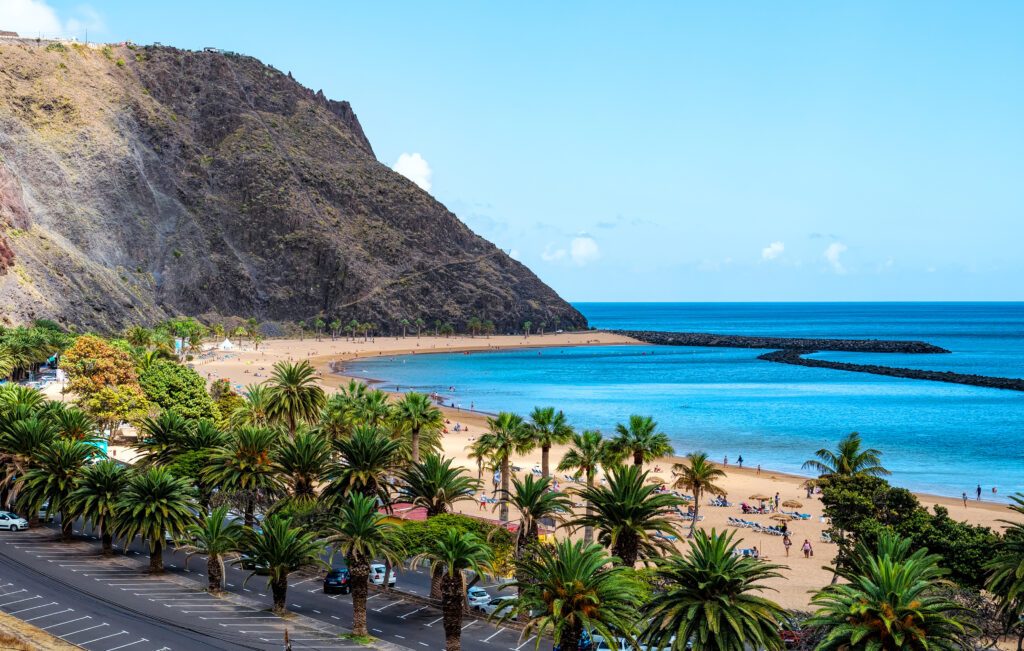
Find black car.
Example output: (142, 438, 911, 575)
(323, 567, 351, 594)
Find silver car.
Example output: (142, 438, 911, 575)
(478, 595, 515, 616)
(0, 511, 28, 531)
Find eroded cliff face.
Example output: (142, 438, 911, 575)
(0, 42, 586, 332)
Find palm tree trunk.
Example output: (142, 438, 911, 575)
(150, 540, 164, 573)
(499, 459, 510, 522)
(271, 575, 288, 614)
(634, 450, 643, 466)
(541, 445, 551, 478)
(562, 622, 582, 651)
(244, 498, 255, 529)
(583, 474, 595, 544)
(350, 555, 370, 636)
(101, 529, 113, 555)
(207, 555, 223, 592)
(689, 488, 701, 538)
(441, 572, 464, 651)
(60, 511, 73, 541)
(430, 562, 443, 600)
(614, 533, 638, 567)
(411, 427, 421, 464)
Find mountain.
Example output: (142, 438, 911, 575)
(0, 40, 586, 333)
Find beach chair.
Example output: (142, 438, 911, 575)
(820, 532, 833, 544)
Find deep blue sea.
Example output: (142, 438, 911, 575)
(346, 303, 1024, 499)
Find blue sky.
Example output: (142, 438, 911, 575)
(5, 1, 1023, 301)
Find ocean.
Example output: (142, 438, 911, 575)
(345, 303, 1024, 500)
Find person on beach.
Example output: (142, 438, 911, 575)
(962, 492, 968, 507)
(724, 455, 728, 465)
(774, 492, 780, 510)
(802, 539, 813, 558)
(756, 464, 761, 476)
(737, 455, 743, 468)
(977, 484, 982, 500)
(479, 493, 487, 511)
(783, 535, 792, 557)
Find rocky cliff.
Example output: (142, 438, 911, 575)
(0, 41, 586, 333)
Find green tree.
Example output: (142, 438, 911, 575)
(69, 459, 128, 554)
(181, 506, 244, 593)
(415, 318, 426, 337)
(81, 384, 151, 435)
(50, 407, 100, 441)
(329, 319, 342, 341)
(570, 464, 683, 567)
(274, 428, 332, 505)
(528, 406, 574, 478)
(639, 529, 787, 651)
(393, 391, 443, 463)
(479, 412, 534, 521)
(803, 432, 889, 478)
(115, 467, 196, 573)
(17, 438, 98, 540)
(501, 539, 643, 651)
(265, 361, 326, 436)
(238, 515, 326, 614)
(396, 453, 479, 517)
(503, 474, 571, 558)
(400, 318, 410, 337)
(230, 384, 272, 428)
(557, 429, 614, 544)
(0, 415, 57, 510)
(412, 529, 494, 651)
(133, 410, 193, 467)
(986, 494, 1024, 649)
(139, 360, 218, 420)
(611, 414, 674, 467)
(203, 426, 284, 527)
(325, 494, 405, 636)
(671, 452, 727, 537)
(323, 426, 400, 504)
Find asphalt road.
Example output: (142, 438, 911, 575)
(0, 522, 541, 651)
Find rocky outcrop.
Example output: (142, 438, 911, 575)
(612, 330, 950, 354)
(0, 42, 586, 333)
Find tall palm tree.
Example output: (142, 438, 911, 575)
(181, 506, 244, 593)
(672, 452, 727, 537)
(115, 468, 196, 573)
(0, 416, 57, 510)
(557, 429, 613, 544)
(612, 414, 674, 467)
(69, 459, 128, 555)
(501, 539, 643, 651)
(807, 532, 974, 650)
(987, 494, 1024, 650)
(50, 407, 100, 442)
(352, 389, 392, 429)
(479, 412, 534, 521)
(325, 494, 405, 637)
(17, 438, 97, 540)
(502, 474, 572, 557)
(570, 464, 683, 567)
(274, 428, 332, 504)
(412, 530, 494, 651)
(133, 410, 192, 467)
(639, 529, 787, 651)
(396, 453, 479, 516)
(528, 406, 574, 478)
(323, 425, 400, 505)
(203, 426, 284, 527)
(802, 432, 890, 478)
(393, 392, 444, 463)
(466, 438, 490, 482)
(238, 515, 326, 614)
(265, 361, 326, 436)
(230, 384, 272, 428)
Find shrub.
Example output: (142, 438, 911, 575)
(139, 360, 218, 421)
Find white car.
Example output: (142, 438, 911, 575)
(369, 563, 396, 586)
(477, 595, 515, 616)
(0, 511, 28, 531)
(466, 586, 491, 608)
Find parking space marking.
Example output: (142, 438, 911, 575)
(25, 608, 73, 622)
(372, 599, 404, 612)
(106, 639, 149, 651)
(8, 601, 58, 615)
(515, 635, 537, 650)
(79, 630, 128, 645)
(426, 617, 442, 627)
(41, 615, 90, 630)
(484, 628, 506, 642)
(399, 606, 427, 619)
(462, 620, 477, 630)
(0, 595, 40, 607)
(59, 622, 108, 638)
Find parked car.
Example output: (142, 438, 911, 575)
(369, 563, 396, 586)
(477, 595, 515, 616)
(466, 586, 491, 608)
(323, 567, 351, 594)
(0, 511, 28, 531)
(238, 555, 270, 575)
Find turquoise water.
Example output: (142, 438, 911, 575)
(345, 303, 1024, 499)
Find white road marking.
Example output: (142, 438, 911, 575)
(9, 601, 58, 615)
(105, 638, 149, 651)
(426, 617, 442, 627)
(41, 615, 90, 630)
(484, 628, 505, 642)
(515, 635, 537, 650)
(0, 595, 40, 607)
(372, 599, 404, 612)
(59, 622, 107, 638)
(462, 620, 477, 630)
(79, 630, 127, 645)
(0, 589, 26, 598)
(400, 606, 427, 619)
(24, 607, 72, 621)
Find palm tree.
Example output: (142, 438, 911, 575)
(115, 468, 196, 573)
(265, 361, 326, 436)
(69, 459, 128, 554)
(393, 392, 443, 463)
(612, 414, 674, 467)
(987, 494, 1024, 649)
(502, 539, 643, 651)
(807, 532, 974, 650)
(203, 426, 284, 527)
(0, 416, 57, 510)
(274, 428, 332, 504)
(412, 529, 494, 651)
(396, 453, 479, 517)
(503, 474, 571, 557)
(50, 407, 100, 441)
(466, 438, 490, 482)
(323, 425, 400, 505)
(802, 432, 889, 478)
(325, 493, 405, 636)
(133, 410, 192, 467)
(181, 506, 244, 593)
(672, 452, 727, 537)
(352, 389, 392, 428)
(17, 439, 97, 540)
(557, 429, 613, 544)
(231, 384, 272, 428)
(528, 406, 574, 478)
(639, 529, 787, 651)
(181, 418, 229, 451)
(238, 515, 326, 614)
(479, 412, 534, 521)
(570, 464, 683, 567)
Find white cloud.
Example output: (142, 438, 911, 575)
(569, 236, 600, 266)
(0, 0, 103, 38)
(392, 152, 432, 192)
(761, 241, 784, 261)
(824, 242, 848, 273)
(541, 245, 567, 263)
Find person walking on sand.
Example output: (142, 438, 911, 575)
(783, 535, 792, 557)
(479, 493, 487, 511)
(737, 455, 743, 469)
(802, 539, 813, 558)
(977, 484, 982, 501)
(962, 492, 968, 507)
(774, 492, 780, 511)
(756, 464, 761, 476)
(724, 455, 728, 466)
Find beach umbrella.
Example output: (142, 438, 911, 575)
(649, 476, 667, 485)
(770, 513, 796, 522)
(750, 494, 771, 501)
(782, 500, 803, 508)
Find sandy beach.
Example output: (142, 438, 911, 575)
(195, 333, 1022, 610)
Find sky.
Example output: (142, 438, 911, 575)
(3, 1, 1023, 301)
